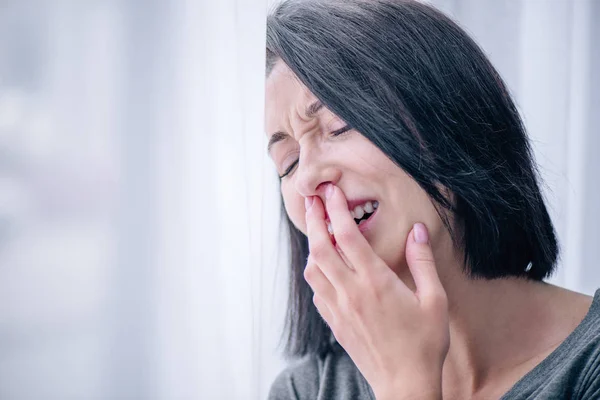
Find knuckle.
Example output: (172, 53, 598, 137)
(312, 293, 321, 307)
(333, 328, 347, 345)
(303, 263, 316, 281)
(310, 242, 328, 262)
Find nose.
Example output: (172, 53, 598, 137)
(294, 146, 341, 198)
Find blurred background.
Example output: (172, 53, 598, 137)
(0, 0, 598, 399)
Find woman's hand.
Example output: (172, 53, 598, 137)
(303, 184, 450, 400)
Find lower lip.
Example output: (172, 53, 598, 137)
(357, 207, 378, 234)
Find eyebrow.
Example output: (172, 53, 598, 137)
(305, 100, 324, 119)
(267, 101, 324, 154)
(267, 131, 290, 154)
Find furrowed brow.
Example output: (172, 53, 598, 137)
(267, 101, 322, 154)
(305, 101, 324, 119)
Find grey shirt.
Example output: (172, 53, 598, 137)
(268, 289, 600, 399)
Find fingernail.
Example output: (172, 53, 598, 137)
(413, 223, 429, 244)
(305, 196, 314, 211)
(325, 184, 334, 199)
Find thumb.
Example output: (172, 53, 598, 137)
(405, 223, 444, 305)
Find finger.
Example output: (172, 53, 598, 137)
(313, 293, 335, 327)
(303, 256, 337, 305)
(405, 222, 446, 306)
(305, 195, 353, 288)
(324, 184, 380, 273)
(335, 243, 355, 271)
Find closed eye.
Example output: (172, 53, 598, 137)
(331, 125, 352, 136)
(278, 125, 352, 180)
(279, 159, 298, 179)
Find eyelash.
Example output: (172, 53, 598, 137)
(278, 125, 352, 179)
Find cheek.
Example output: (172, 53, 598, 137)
(376, 172, 446, 271)
(281, 185, 307, 235)
(398, 176, 446, 240)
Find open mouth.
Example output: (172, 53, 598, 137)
(326, 200, 379, 235)
(352, 200, 378, 226)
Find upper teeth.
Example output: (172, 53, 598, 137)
(326, 201, 379, 235)
(350, 201, 378, 219)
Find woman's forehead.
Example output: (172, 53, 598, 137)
(265, 63, 319, 134)
(266, 63, 313, 104)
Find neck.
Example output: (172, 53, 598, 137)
(397, 232, 593, 398)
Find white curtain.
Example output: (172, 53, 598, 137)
(0, 0, 285, 399)
(0, 1, 597, 399)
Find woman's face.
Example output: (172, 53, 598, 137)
(265, 61, 446, 275)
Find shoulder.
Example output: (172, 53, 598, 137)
(267, 343, 374, 400)
(267, 353, 323, 400)
(572, 297, 600, 398)
(503, 289, 600, 399)
(540, 289, 600, 397)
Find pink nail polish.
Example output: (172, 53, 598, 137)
(413, 223, 429, 244)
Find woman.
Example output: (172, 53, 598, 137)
(264, 1, 599, 399)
